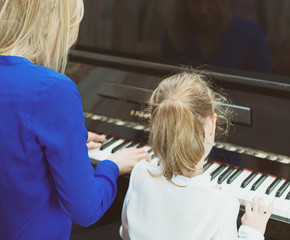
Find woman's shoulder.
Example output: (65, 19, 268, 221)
(37, 65, 77, 90)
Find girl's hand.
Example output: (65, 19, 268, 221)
(86, 131, 106, 149)
(241, 197, 273, 235)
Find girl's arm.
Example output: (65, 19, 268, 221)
(239, 198, 273, 238)
(214, 198, 267, 240)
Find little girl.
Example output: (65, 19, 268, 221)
(119, 72, 273, 240)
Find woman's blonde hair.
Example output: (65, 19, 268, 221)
(0, 0, 84, 73)
(148, 71, 231, 181)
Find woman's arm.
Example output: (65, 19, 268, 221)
(33, 75, 149, 226)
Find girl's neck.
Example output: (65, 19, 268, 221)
(192, 158, 205, 177)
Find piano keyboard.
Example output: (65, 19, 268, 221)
(88, 135, 290, 223)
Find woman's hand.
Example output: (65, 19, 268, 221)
(86, 131, 106, 150)
(241, 197, 273, 235)
(107, 148, 151, 175)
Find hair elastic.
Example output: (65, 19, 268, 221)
(169, 97, 176, 101)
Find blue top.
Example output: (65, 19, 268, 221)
(162, 16, 272, 73)
(0, 55, 119, 240)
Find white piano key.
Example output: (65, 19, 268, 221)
(89, 139, 125, 160)
(231, 172, 262, 205)
(264, 179, 287, 216)
(287, 200, 290, 220)
(88, 134, 290, 221)
(273, 184, 290, 219)
(220, 170, 251, 194)
(243, 175, 276, 211)
(141, 145, 152, 152)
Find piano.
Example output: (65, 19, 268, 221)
(67, 62, 290, 239)
(68, 1, 290, 239)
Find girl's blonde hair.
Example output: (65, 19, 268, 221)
(0, 0, 84, 73)
(148, 71, 231, 181)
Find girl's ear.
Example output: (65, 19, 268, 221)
(209, 113, 217, 137)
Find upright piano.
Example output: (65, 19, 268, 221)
(68, 56, 289, 239)
(68, 0, 290, 239)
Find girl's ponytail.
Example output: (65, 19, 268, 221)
(148, 72, 231, 182)
(150, 98, 205, 180)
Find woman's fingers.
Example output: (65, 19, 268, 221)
(87, 141, 102, 150)
(87, 131, 107, 149)
(87, 131, 106, 143)
(108, 147, 151, 175)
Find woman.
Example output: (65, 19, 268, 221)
(162, 0, 272, 73)
(0, 1, 150, 239)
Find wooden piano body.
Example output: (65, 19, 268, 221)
(67, 58, 290, 239)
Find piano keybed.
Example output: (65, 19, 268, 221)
(88, 134, 290, 224)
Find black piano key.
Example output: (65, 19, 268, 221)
(275, 180, 290, 197)
(100, 138, 119, 150)
(148, 148, 153, 153)
(227, 168, 243, 184)
(218, 166, 235, 184)
(251, 173, 267, 191)
(286, 191, 290, 200)
(99, 136, 112, 145)
(241, 171, 257, 188)
(210, 164, 226, 181)
(203, 161, 213, 171)
(111, 140, 130, 153)
(265, 177, 281, 195)
(125, 142, 138, 148)
(137, 144, 145, 149)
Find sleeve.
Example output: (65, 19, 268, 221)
(32, 76, 119, 227)
(238, 225, 264, 240)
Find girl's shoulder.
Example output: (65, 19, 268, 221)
(131, 160, 160, 179)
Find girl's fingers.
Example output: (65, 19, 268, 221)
(244, 201, 251, 213)
(215, 185, 222, 190)
(252, 197, 259, 213)
(266, 202, 274, 218)
(258, 197, 265, 214)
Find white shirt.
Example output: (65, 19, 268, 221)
(120, 160, 264, 240)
